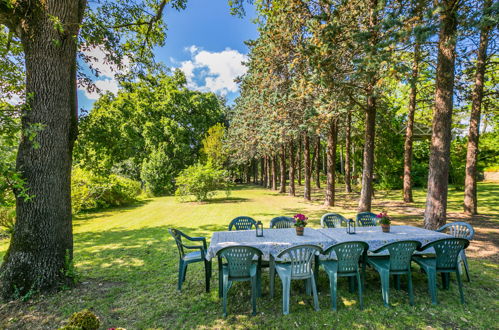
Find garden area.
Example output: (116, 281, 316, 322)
(0, 183, 498, 329)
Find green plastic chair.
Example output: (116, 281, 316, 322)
(270, 216, 294, 229)
(320, 241, 368, 310)
(228, 216, 257, 231)
(321, 213, 348, 228)
(217, 246, 262, 317)
(367, 240, 421, 307)
(436, 222, 474, 282)
(356, 212, 378, 227)
(413, 238, 470, 305)
(168, 228, 212, 292)
(270, 245, 321, 315)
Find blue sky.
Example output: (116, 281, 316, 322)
(77, 0, 258, 111)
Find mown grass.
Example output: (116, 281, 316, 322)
(0, 183, 498, 329)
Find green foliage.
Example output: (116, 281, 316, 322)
(449, 138, 468, 191)
(201, 123, 228, 168)
(62, 250, 80, 286)
(65, 309, 100, 330)
(0, 207, 15, 237)
(71, 168, 141, 213)
(140, 147, 176, 196)
(175, 163, 232, 202)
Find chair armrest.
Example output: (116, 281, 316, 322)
(188, 236, 207, 249)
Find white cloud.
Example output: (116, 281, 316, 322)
(81, 78, 119, 100)
(179, 46, 247, 96)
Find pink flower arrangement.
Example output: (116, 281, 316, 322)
(376, 211, 391, 225)
(293, 214, 308, 227)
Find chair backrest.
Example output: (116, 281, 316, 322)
(277, 245, 322, 279)
(168, 228, 185, 258)
(228, 216, 257, 231)
(356, 212, 377, 227)
(270, 216, 294, 229)
(218, 246, 262, 279)
(321, 213, 347, 228)
(376, 240, 421, 272)
(421, 238, 470, 270)
(323, 241, 368, 273)
(436, 222, 474, 240)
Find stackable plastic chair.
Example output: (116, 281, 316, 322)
(270, 216, 294, 229)
(217, 246, 262, 317)
(321, 213, 348, 228)
(270, 245, 321, 315)
(367, 240, 421, 307)
(320, 241, 368, 310)
(168, 228, 211, 292)
(228, 216, 257, 231)
(413, 238, 470, 305)
(356, 212, 378, 227)
(436, 222, 474, 281)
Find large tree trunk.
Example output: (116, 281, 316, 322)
(358, 90, 376, 212)
(324, 119, 338, 206)
(1, 0, 85, 298)
(289, 141, 296, 196)
(314, 137, 321, 189)
(424, 0, 458, 230)
(298, 139, 302, 186)
(464, 0, 491, 216)
(403, 41, 421, 203)
(271, 156, 277, 190)
(260, 158, 264, 185)
(304, 134, 311, 200)
(345, 111, 352, 192)
(279, 145, 286, 193)
(265, 156, 270, 188)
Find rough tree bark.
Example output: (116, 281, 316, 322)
(298, 139, 302, 186)
(403, 41, 421, 203)
(345, 111, 352, 193)
(271, 156, 277, 190)
(288, 141, 296, 196)
(314, 137, 321, 189)
(265, 156, 271, 188)
(464, 0, 491, 215)
(260, 158, 264, 185)
(424, 0, 459, 229)
(324, 119, 338, 207)
(279, 145, 286, 193)
(0, 0, 86, 298)
(304, 134, 311, 200)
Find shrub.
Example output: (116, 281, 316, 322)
(0, 207, 15, 237)
(71, 168, 141, 213)
(175, 163, 232, 202)
(141, 148, 176, 196)
(62, 309, 100, 330)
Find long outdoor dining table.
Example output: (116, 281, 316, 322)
(206, 225, 451, 261)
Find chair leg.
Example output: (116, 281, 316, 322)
(222, 276, 229, 317)
(427, 270, 438, 305)
(310, 274, 320, 311)
(178, 260, 185, 291)
(256, 264, 262, 298)
(282, 277, 291, 315)
(183, 264, 188, 282)
(329, 272, 338, 311)
(395, 275, 401, 290)
(407, 271, 414, 306)
(461, 251, 471, 282)
(349, 276, 355, 293)
(306, 278, 311, 296)
(270, 262, 275, 299)
(456, 270, 465, 304)
(356, 273, 363, 310)
(251, 275, 257, 315)
(380, 270, 390, 307)
(218, 259, 223, 298)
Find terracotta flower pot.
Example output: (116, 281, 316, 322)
(296, 226, 304, 236)
(381, 223, 390, 233)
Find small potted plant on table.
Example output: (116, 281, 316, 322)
(376, 211, 391, 233)
(293, 214, 308, 236)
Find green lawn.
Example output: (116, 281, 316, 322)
(0, 183, 498, 329)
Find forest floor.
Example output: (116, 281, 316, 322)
(0, 183, 497, 329)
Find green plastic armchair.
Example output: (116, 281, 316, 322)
(270, 245, 321, 315)
(367, 240, 421, 307)
(320, 241, 369, 310)
(270, 216, 294, 229)
(413, 238, 470, 305)
(168, 228, 212, 292)
(228, 216, 257, 231)
(436, 222, 474, 282)
(356, 212, 378, 227)
(321, 213, 348, 228)
(217, 246, 262, 317)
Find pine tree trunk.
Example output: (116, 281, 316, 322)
(1, 0, 85, 298)
(289, 141, 296, 196)
(298, 139, 302, 186)
(358, 90, 376, 212)
(271, 156, 277, 190)
(324, 119, 338, 206)
(279, 145, 286, 193)
(304, 134, 311, 200)
(345, 111, 352, 192)
(315, 137, 321, 189)
(403, 41, 421, 203)
(424, 0, 458, 230)
(464, 0, 491, 215)
(265, 156, 270, 188)
(260, 158, 264, 185)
